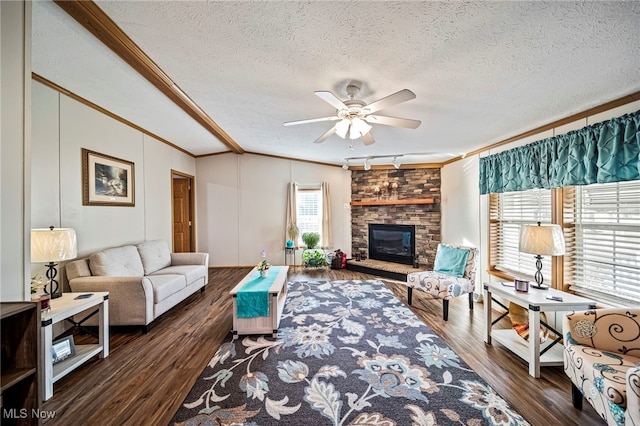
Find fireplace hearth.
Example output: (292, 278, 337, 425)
(368, 224, 415, 265)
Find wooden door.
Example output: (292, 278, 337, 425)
(172, 176, 192, 252)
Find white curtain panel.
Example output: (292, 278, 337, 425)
(286, 182, 298, 244)
(322, 182, 332, 248)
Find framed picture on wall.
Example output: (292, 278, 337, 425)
(82, 148, 135, 206)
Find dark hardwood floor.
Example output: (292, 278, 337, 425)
(42, 267, 603, 425)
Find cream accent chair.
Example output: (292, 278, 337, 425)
(406, 244, 478, 321)
(563, 308, 640, 426)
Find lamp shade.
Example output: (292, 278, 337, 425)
(31, 227, 77, 262)
(349, 118, 372, 139)
(519, 223, 565, 256)
(335, 119, 350, 139)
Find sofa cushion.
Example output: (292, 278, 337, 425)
(136, 240, 172, 275)
(66, 258, 92, 280)
(150, 264, 206, 286)
(89, 246, 144, 277)
(144, 274, 186, 302)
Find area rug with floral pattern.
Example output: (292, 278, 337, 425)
(171, 279, 529, 426)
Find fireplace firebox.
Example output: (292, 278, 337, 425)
(368, 224, 415, 265)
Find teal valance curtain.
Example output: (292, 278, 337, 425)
(479, 110, 640, 194)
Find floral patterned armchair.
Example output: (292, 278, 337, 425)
(563, 308, 640, 426)
(406, 244, 478, 321)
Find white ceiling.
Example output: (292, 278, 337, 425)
(31, 1, 640, 167)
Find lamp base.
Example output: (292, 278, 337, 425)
(50, 292, 62, 299)
(530, 284, 549, 290)
(532, 256, 549, 290)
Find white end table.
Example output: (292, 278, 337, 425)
(41, 292, 109, 400)
(483, 282, 596, 378)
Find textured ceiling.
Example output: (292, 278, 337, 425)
(32, 1, 640, 166)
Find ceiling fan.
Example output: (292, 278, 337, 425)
(283, 80, 421, 145)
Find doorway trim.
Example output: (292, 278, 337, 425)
(171, 170, 196, 252)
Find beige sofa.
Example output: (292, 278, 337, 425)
(65, 240, 209, 331)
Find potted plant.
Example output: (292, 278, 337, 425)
(301, 232, 320, 249)
(302, 249, 329, 267)
(257, 260, 271, 277)
(30, 275, 50, 310)
(30, 274, 47, 296)
(287, 222, 299, 244)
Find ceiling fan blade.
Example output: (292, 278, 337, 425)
(364, 89, 416, 113)
(284, 116, 340, 126)
(314, 126, 337, 144)
(365, 115, 421, 129)
(314, 91, 348, 110)
(361, 131, 375, 145)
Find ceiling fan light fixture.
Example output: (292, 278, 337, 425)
(349, 118, 372, 139)
(335, 119, 350, 139)
(286, 83, 419, 146)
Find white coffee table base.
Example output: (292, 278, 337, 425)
(230, 266, 289, 338)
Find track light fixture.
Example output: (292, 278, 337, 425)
(392, 157, 401, 169)
(343, 154, 407, 171)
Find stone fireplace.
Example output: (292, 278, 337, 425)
(351, 168, 440, 269)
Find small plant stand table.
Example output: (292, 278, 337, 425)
(284, 246, 297, 267)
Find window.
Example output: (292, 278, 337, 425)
(563, 181, 640, 304)
(489, 188, 553, 282)
(489, 181, 640, 305)
(296, 186, 323, 246)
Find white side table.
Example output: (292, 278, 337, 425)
(41, 292, 109, 400)
(483, 282, 596, 378)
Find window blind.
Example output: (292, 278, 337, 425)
(296, 187, 323, 243)
(490, 189, 553, 281)
(563, 181, 640, 304)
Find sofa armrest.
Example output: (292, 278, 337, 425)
(627, 366, 640, 425)
(68, 276, 154, 326)
(171, 252, 209, 266)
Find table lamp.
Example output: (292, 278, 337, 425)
(519, 222, 565, 289)
(31, 226, 77, 299)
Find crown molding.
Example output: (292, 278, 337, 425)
(350, 163, 443, 170)
(54, 0, 244, 155)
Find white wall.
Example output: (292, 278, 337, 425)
(28, 80, 196, 293)
(441, 156, 482, 291)
(196, 153, 351, 267)
(1, 1, 31, 301)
